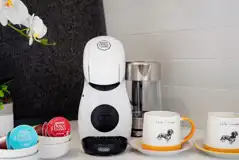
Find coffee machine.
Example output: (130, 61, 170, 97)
(78, 36, 132, 156)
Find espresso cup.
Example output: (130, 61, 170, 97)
(204, 112, 239, 153)
(142, 111, 195, 151)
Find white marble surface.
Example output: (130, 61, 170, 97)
(60, 121, 221, 160)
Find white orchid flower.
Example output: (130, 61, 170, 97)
(0, 0, 29, 26)
(0, 0, 54, 46)
(27, 14, 47, 45)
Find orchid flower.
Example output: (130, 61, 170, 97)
(27, 14, 47, 45)
(0, 0, 56, 46)
(0, 0, 29, 26)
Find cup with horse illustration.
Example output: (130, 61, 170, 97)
(142, 111, 196, 151)
(204, 112, 239, 153)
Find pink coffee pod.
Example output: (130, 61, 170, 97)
(47, 117, 71, 137)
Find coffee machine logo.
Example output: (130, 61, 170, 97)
(97, 40, 111, 51)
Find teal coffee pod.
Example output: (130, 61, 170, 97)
(6, 132, 12, 149)
(8, 125, 38, 149)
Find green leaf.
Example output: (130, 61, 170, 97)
(4, 90, 10, 94)
(0, 102, 4, 110)
(1, 85, 7, 89)
(0, 90, 4, 98)
(1, 85, 8, 91)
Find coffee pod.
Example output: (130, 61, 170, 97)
(42, 122, 48, 136)
(8, 125, 38, 149)
(34, 124, 43, 136)
(47, 117, 71, 137)
(0, 137, 7, 149)
(6, 132, 12, 149)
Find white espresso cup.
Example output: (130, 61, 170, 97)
(204, 112, 239, 153)
(142, 111, 195, 151)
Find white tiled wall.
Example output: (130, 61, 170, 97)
(103, 0, 239, 129)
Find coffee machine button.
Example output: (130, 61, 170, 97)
(91, 104, 119, 132)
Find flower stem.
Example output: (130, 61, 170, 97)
(7, 23, 29, 38)
(21, 28, 28, 32)
(7, 23, 56, 46)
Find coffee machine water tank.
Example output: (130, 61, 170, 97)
(126, 61, 162, 137)
(78, 36, 132, 156)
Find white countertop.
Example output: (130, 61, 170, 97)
(63, 121, 218, 160)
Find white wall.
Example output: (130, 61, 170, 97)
(103, 0, 239, 129)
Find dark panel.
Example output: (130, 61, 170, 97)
(0, 0, 106, 124)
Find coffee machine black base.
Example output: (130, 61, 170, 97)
(82, 136, 128, 156)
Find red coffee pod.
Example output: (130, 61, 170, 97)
(34, 124, 43, 136)
(47, 117, 71, 137)
(42, 122, 48, 136)
(0, 137, 7, 149)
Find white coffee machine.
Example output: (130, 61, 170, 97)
(78, 36, 132, 156)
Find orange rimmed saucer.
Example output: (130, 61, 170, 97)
(194, 139, 239, 159)
(129, 138, 191, 157)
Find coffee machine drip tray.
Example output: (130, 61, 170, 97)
(82, 136, 128, 156)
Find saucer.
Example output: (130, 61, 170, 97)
(129, 138, 191, 156)
(194, 139, 239, 159)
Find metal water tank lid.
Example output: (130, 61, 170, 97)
(125, 61, 161, 81)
